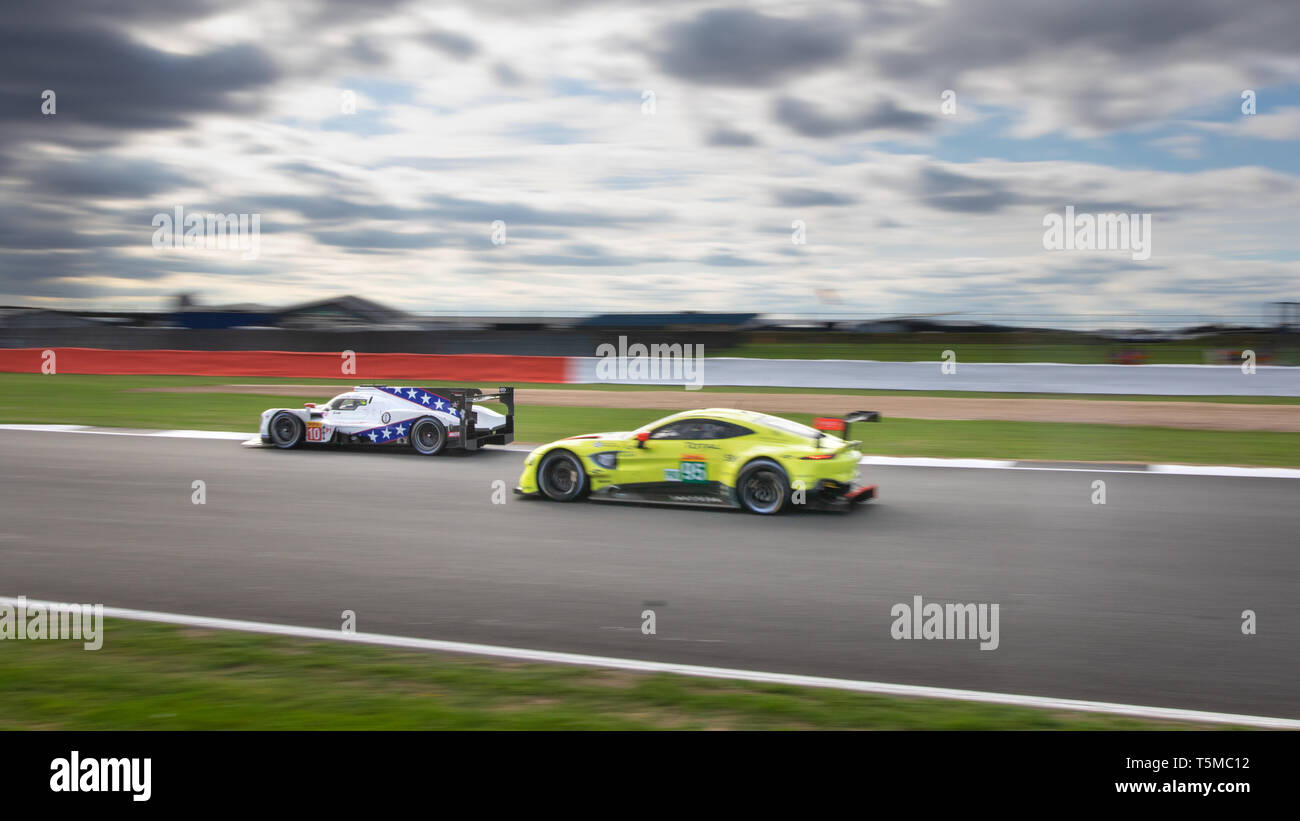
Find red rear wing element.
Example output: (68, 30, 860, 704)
(813, 417, 846, 432)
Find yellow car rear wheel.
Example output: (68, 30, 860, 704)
(737, 458, 791, 515)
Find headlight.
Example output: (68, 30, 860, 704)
(591, 451, 618, 469)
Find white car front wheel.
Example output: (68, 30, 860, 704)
(269, 412, 304, 449)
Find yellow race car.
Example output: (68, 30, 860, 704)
(516, 408, 881, 514)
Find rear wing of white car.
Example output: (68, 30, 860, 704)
(448, 386, 515, 450)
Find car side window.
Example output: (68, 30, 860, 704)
(649, 419, 753, 440)
(649, 420, 694, 439)
(711, 421, 754, 439)
(330, 397, 367, 411)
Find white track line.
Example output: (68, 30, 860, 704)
(1149, 464, 1300, 479)
(0, 424, 250, 441)
(861, 454, 1300, 478)
(147, 430, 253, 440)
(1, 597, 1293, 729)
(0, 424, 89, 432)
(4, 424, 1299, 478)
(862, 455, 1015, 469)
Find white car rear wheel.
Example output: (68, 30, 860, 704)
(410, 417, 448, 455)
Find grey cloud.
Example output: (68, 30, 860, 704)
(275, 162, 346, 181)
(247, 192, 645, 231)
(253, 195, 424, 223)
(655, 9, 852, 86)
(706, 127, 758, 147)
(347, 36, 388, 66)
(877, 0, 1271, 80)
(493, 63, 524, 86)
(312, 229, 446, 249)
(0, 204, 139, 251)
(774, 96, 934, 138)
(0, 247, 276, 294)
(514, 243, 673, 267)
(699, 254, 762, 267)
(422, 29, 479, 59)
(773, 188, 858, 207)
(872, 0, 1300, 132)
(0, 0, 227, 27)
(882, 165, 1187, 215)
(0, 27, 277, 132)
(426, 194, 645, 227)
(26, 158, 193, 199)
(915, 167, 1024, 213)
(513, 253, 660, 267)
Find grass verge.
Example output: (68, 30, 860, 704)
(715, 340, 1299, 365)
(2, 372, 1298, 403)
(0, 619, 1233, 730)
(2, 374, 1298, 466)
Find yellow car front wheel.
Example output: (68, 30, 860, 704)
(538, 451, 588, 502)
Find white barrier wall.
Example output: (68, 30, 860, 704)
(569, 358, 1300, 396)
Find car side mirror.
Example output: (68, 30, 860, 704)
(304, 403, 316, 408)
(635, 431, 650, 448)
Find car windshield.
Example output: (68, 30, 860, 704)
(329, 395, 366, 410)
(753, 413, 824, 440)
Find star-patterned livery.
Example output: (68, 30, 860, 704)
(352, 420, 411, 444)
(373, 385, 461, 418)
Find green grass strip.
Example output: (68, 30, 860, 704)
(0, 619, 1235, 730)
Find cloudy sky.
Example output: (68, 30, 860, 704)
(2, 0, 1298, 322)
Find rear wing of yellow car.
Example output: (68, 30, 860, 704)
(813, 410, 881, 449)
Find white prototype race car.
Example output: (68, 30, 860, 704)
(259, 385, 514, 455)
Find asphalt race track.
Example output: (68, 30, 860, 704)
(2, 429, 1297, 718)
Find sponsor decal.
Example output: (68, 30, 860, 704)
(679, 456, 708, 483)
(666, 457, 709, 483)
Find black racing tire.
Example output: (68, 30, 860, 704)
(538, 450, 588, 502)
(410, 416, 448, 455)
(269, 411, 304, 449)
(736, 458, 792, 515)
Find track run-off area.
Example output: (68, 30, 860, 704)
(1, 427, 1297, 723)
